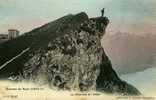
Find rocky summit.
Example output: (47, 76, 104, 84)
(0, 12, 140, 95)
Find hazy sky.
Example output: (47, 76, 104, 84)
(0, 0, 156, 34)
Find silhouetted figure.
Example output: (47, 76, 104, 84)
(101, 8, 105, 17)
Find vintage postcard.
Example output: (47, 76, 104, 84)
(0, 0, 156, 100)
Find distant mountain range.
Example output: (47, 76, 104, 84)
(121, 67, 156, 96)
(102, 32, 156, 74)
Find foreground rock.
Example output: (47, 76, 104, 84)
(0, 12, 140, 95)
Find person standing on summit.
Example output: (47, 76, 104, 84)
(101, 8, 105, 17)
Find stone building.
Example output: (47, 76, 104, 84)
(8, 29, 19, 39)
(0, 34, 8, 39)
(0, 34, 8, 43)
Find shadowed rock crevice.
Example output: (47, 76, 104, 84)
(96, 49, 140, 95)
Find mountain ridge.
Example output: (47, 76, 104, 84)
(0, 12, 140, 95)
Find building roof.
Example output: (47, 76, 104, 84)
(8, 29, 19, 32)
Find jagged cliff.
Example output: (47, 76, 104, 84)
(0, 12, 140, 95)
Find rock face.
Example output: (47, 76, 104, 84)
(0, 12, 140, 95)
(22, 13, 109, 91)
